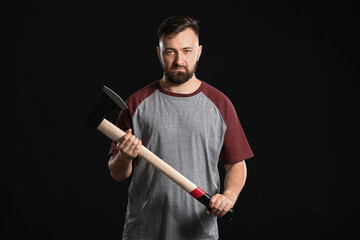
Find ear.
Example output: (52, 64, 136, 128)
(196, 45, 203, 61)
(156, 46, 161, 61)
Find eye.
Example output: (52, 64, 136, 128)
(165, 50, 174, 55)
(184, 49, 192, 54)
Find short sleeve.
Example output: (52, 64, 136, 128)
(108, 108, 133, 156)
(201, 82, 254, 164)
(219, 99, 254, 164)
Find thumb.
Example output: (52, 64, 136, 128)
(205, 207, 211, 215)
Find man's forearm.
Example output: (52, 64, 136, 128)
(108, 152, 133, 182)
(207, 161, 247, 217)
(223, 161, 247, 203)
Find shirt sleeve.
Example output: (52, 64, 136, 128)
(108, 108, 133, 156)
(218, 98, 254, 164)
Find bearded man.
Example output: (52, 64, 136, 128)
(108, 15, 254, 240)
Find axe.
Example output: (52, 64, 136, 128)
(84, 86, 233, 222)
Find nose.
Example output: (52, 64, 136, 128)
(174, 52, 185, 66)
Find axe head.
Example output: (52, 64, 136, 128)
(83, 86, 128, 129)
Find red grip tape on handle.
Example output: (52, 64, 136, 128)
(189, 187, 205, 199)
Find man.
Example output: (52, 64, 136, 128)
(108, 15, 254, 239)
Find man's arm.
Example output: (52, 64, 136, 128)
(108, 129, 142, 182)
(207, 160, 247, 217)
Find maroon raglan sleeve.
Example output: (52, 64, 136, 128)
(218, 97, 254, 164)
(203, 83, 254, 164)
(107, 81, 159, 156)
(108, 107, 133, 156)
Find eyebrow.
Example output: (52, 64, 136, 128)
(164, 47, 194, 51)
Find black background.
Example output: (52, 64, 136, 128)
(2, 1, 359, 239)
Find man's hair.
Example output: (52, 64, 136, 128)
(158, 15, 199, 39)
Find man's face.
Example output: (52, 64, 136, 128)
(157, 28, 202, 85)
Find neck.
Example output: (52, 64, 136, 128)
(159, 75, 201, 94)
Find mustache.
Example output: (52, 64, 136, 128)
(170, 64, 188, 70)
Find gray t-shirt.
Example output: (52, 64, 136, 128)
(109, 80, 253, 239)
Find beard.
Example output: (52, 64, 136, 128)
(163, 62, 198, 85)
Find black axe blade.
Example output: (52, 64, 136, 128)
(83, 86, 128, 129)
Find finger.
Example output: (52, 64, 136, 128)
(132, 138, 140, 147)
(132, 140, 142, 157)
(210, 196, 222, 217)
(128, 138, 140, 152)
(217, 197, 234, 218)
(118, 135, 134, 154)
(209, 194, 222, 209)
(205, 207, 211, 215)
(135, 140, 142, 150)
(220, 203, 233, 218)
(123, 135, 136, 151)
(211, 195, 232, 217)
(211, 209, 221, 217)
(208, 195, 216, 209)
(118, 131, 132, 148)
(216, 201, 230, 218)
(122, 129, 132, 141)
(219, 208, 230, 218)
(211, 203, 223, 217)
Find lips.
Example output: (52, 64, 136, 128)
(171, 65, 187, 72)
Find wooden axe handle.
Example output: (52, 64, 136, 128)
(98, 118, 197, 192)
(97, 118, 233, 222)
